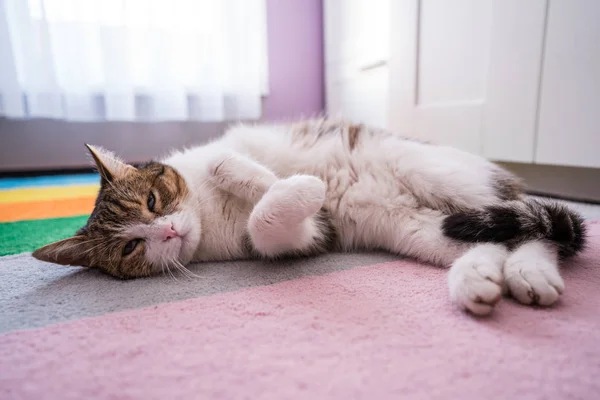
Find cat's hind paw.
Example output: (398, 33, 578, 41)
(448, 245, 507, 316)
(504, 258, 564, 306)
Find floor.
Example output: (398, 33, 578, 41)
(2, 217, 600, 400)
(530, 195, 600, 219)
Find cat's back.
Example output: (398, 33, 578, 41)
(220, 118, 399, 175)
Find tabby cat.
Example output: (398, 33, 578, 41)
(33, 119, 586, 315)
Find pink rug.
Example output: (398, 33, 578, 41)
(1, 223, 600, 399)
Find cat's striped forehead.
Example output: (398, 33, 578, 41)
(86, 163, 181, 228)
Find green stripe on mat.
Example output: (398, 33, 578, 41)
(0, 215, 89, 256)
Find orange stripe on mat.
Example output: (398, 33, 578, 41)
(0, 196, 95, 222)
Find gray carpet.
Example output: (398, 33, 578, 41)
(0, 252, 396, 334)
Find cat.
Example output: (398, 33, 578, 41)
(33, 118, 586, 315)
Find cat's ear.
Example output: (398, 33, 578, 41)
(32, 236, 92, 267)
(85, 144, 135, 184)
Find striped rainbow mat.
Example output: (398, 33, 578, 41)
(0, 173, 99, 256)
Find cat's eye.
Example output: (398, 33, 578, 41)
(147, 192, 156, 212)
(123, 239, 141, 256)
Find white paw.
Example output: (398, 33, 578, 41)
(267, 175, 326, 218)
(271, 175, 326, 197)
(504, 260, 564, 306)
(449, 247, 505, 316)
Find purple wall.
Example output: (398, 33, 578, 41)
(263, 0, 324, 120)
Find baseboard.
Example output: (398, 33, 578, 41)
(0, 118, 231, 172)
(498, 162, 600, 203)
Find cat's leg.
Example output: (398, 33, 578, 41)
(247, 175, 332, 257)
(504, 240, 564, 306)
(208, 150, 278, 204)
(369, 208, 506, 315)
(207, 150, 331, 257)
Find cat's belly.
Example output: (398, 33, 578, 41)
(320, 169, 418, 252)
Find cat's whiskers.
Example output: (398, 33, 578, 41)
(192, 182, 218, 207)
(164, 261, 178, 281)
(170, 262, 191, 279)
(173, 259, 201, 280)
(196, 194, 218, 208)
(57, 238, 101, 253)
(105, 241, 124, 276)
(80, 240, 109, 256)
(159, 261, 167, 278)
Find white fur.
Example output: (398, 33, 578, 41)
(164, 123, 494, 264)
(248, 175, 326, 257)
(504, 240, 564, 306)
(448, 244, 507, 315)
(152, 121, 567, 313)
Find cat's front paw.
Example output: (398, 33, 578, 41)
(504, 258, 564, 306)
(266, 175, 326, 219)
(448, 246, 505, 316)
(207, 151, 235, 180)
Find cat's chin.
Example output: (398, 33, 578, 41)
(172, 208, 202, 261)
(176, 230, 201, 267)
(141, 233, 195, 276)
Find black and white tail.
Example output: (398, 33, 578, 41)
(442, 199, 586, 258)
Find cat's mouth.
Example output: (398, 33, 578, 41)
(175, 227, 191, 241)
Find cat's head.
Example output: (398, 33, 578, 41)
(32, 145, 201, 279)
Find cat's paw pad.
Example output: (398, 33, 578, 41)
(504, 260, 564, 306)
(449, 258, 504, 316)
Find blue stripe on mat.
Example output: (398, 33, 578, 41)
(0, 174, 100, 190)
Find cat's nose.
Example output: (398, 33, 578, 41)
(160, 224, 179, 241)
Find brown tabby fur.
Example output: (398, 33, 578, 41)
(33, 155, 188, 279)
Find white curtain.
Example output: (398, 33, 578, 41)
(0, 0, 268, 122)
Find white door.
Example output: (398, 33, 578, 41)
(388, 0, 547, 160)
(535, 0, 600, 169)
(324, 0, 390, 127)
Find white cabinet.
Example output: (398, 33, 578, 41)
(535, 0, 600, 169)
(324, 0, 600, 169)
